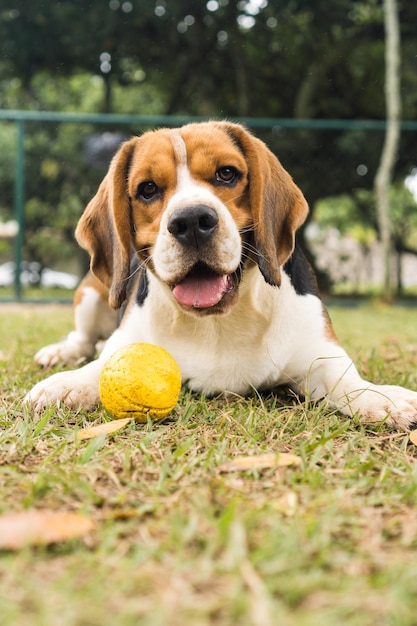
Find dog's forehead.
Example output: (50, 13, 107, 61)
(129, 124, 247, 185)
(179, 124, 246, 166)
(178, 122, 235, 148)
(132, 130, 177, 166)
(127, 130, 178, 186)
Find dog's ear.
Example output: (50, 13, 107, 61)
(222, 123, 308, 287)
(75, 138, 138, 309)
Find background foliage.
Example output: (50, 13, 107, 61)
(0, 0, 416, 289)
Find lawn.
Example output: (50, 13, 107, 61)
(1, 303, 417, 626)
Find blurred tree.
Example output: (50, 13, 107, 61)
(0, 0, 416, 121)
(374, 0, 401, 302)
(1, 0, 417, 279)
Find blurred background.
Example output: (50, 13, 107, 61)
(0, 0, 416, 301)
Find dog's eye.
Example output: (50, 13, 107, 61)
(138, 181, 159, 201)
(215, 166, 238, 185)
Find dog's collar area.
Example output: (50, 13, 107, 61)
(171, 263, 235, 309)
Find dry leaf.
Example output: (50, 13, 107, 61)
(76, 418, 133, 441)
(0, 510, 95, 550)
(218, 452, 301, 473)
(272, 491, 298, 516)
(409, 429, 417, 446)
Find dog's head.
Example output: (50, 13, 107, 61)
(76, 122, 308, 313)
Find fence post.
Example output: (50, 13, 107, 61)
(13, 118, 25, 301)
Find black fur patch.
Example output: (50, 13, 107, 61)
(283, 244, 320, 297)
(117, 256, 149, 324)
(136, 266, 149, 306)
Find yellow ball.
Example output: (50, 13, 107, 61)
(99, 343, 181, 422)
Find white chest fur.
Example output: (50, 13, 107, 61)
(107, 266, 334, 397)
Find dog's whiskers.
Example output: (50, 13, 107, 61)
(224, 191, 246, 205)
(241, 241, 268, 265)
(239, 224, 255, 235)
(122, 254, 152, 284)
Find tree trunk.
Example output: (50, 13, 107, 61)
(396, 248, 403, 294)
(374, 0, 401, 302)
(102, 74, 112, 114)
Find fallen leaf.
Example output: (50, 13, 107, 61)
(0, 510, 95, 550)
(218, 452, 301, 473)
(409, 429, 417, 446)
(76, 418, 133, 441)
(272, 491, 298, 516)
(99, 507, 153, 521)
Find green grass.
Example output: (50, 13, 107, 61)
(0, 286, 74, 303)
(1, 303, 417, 626)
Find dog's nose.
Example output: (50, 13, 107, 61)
(168, 205, 219, 246)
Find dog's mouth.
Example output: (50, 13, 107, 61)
(171, 263, 235, 310)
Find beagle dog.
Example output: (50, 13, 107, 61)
(26, 121, 417, 430)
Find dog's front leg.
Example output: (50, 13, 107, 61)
(35, 274, 117, 368)
(305, 346, 417, 430)
(25, 311, 146, 412)
(25, 359, 103, 412)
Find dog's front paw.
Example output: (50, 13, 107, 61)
(24, 362, 101, 412)
(34, 334, 96, 368)
(346, 384, 417, 430)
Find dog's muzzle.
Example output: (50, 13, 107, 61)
(167, 204, 219, 248)
(167, 205, 236, 310)
(172, 264, 234, 309)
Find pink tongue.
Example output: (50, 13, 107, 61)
(173, 274, 229, 308)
